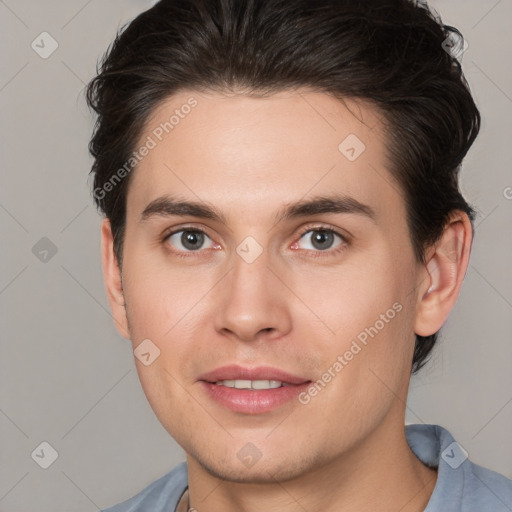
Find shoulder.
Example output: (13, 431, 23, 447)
(462, 459, 512, 510)
(406, 423, 512, 511)
(101, 461, 188, 512)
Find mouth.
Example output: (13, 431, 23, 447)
(211, 379, 293, 390)
(198, 365, 312, 414)
(198, 364, 310, 385)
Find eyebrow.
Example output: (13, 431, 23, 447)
(140, 194, 376, 225)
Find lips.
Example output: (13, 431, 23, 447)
(198, 365, 312, 414)
(198, 364, 310, 385)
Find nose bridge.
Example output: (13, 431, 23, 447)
(214, 238, 291, 341)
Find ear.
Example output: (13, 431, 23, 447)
(101, 218, 130, 339)
(414, 211, 473, 337)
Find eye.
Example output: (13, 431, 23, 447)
(162, 225, 348, 259)
(294, 227, 346, 254)
(165, 229, 216, 253)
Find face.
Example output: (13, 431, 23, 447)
(106, 89, 430, 482)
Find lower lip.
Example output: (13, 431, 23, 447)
(199, 381, 311, 414)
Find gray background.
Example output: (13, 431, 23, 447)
(0, 0, 511, 510)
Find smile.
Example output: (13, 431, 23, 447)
(213, 379, 289, 389)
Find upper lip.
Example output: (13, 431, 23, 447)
(198, 365, 310, 385)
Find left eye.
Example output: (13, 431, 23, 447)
(297, 229, 344, 251)
(166, 229, 216, 252)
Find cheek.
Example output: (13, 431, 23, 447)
(134, 360, 201, 442)
(291, 255, 406, 343)
(121, 249, 211, 341)
(291, 253, 416, 402)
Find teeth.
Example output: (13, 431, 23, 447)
(215, 379, 285, 390)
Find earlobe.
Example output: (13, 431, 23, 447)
(414, 212, 473, 337)
(101, 218, 130, 339)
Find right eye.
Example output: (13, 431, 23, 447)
(164, 228, 217, 254)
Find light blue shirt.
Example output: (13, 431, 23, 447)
(102, 424, 512, 511)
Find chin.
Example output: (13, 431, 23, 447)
(191, 446, 325, 484)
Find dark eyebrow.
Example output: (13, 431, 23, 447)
(140, 196, 228, 224)
(140, 194, 376, 225)
(274, 195, 375, 224)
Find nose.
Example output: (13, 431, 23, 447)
(213, 247, 292, 343)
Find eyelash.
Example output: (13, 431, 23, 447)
(162, 224, 349, 260)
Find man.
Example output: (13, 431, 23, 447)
(86, 0, 512, 510)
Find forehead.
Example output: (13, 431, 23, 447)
(126, 89, 402, 226)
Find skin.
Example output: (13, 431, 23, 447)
(101, 89, 472, 512)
